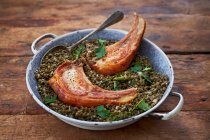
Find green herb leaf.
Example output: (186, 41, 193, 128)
(96, 46, 106, 58)
(136, 99, 151, 111)
(44, 95, 57, 104)
(141, 73, 152, 83)
(97, 105, 110, 118)
(137, 72, 152, 83)
(113, 81, 119, 90)
(131, 62, 153, 83)
(113, 75, 130, 81)
(130, 63, 143, 72)
(98, 39, 106, 46)
(73, 44, 86, 59)
(142, 67, 152, 71)
(95, 39, 107, 58)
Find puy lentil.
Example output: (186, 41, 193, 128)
(35, 39, 169, 122)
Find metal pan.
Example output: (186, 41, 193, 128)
(26, 29, 184, 130)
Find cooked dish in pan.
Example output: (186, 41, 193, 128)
(35, 13, 168, 121)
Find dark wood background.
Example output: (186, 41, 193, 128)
(0, 0, 210, 139)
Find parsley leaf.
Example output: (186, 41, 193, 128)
(138, 72, 152, 83)
(142, 67, 152, 71)
(130, 62, 143, 72)
(44, 95, 57, 104)
(95, 39, 107, 58)
(96, 46, 106, 58)
(141, 73, 152, 83)
(97, 105, 110, 118)
(130, 62, 153, 83)
(98, 39, 106, 46)
(73, 44, 86, 60)
(136, 99, 151, 111)
(113, 81, 119, 90)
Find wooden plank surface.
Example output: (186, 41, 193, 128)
(0, 0, 210, 139)
(0, 0, 209, 16)
(0, 0, 210, 56)
(0, 54, 210, 115)
(0, 112, 210, 140)
(0, 15, 209, 56)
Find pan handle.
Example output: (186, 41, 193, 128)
(150, 92, 184, 120)
(31, 33, 57, 54)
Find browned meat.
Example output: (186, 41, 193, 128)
(89, 13, 146, 75)
(48, 61, 137, 107)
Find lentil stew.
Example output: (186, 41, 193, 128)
(35, 39, 168, 122)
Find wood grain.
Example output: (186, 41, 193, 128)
(0, 0, 210, 56)
(0, 0, 210, 139)
(0, 54, 209, 114)
(0, 0, 210, 17)
(0, 15, 209, 56)
(0, 112, 209, 140)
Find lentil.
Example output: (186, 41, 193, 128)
(35, 39, 168, 122)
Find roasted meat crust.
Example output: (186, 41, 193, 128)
(48, 61, 137, 107)
(89, 13, 146, 75)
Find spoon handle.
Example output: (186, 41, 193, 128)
(69, 11, 124, 50)
(96, 11, 124, 32)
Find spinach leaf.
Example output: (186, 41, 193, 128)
(97, 105, 110, 118)
(44, 95, 57, 104)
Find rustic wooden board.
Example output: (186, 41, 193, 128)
(0, 15, 209, 56)
(0, 0, 210, 139)
(0, 112, 209, 140)
(0, 54, 209, 114)
(0, 0, 210, 56)
(0, 0, 210, 17)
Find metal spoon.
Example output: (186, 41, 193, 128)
(69, 11, 124, 52)
(41, 11, 124, 62)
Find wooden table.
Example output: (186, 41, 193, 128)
(0, 0, 210, 139)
